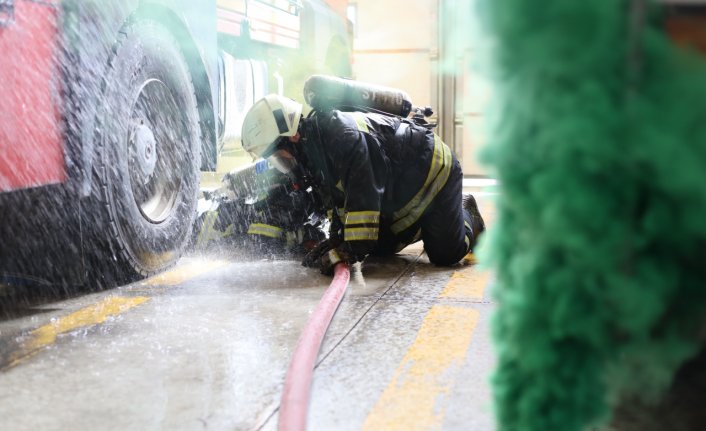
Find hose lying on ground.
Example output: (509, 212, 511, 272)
(278, 263, 350, 431)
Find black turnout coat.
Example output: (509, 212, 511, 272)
(309, 110, 471, 266)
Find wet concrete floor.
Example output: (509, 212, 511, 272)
(0, 188, 496, 431)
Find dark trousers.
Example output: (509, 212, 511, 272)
(373, 156, 473, 265)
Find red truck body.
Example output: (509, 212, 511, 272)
(0, 0, 351, 286)
(0, 0, 64, 192)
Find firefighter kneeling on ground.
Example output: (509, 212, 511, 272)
(240, 94, 485, 275)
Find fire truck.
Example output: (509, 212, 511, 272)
(0, 0, 351, 287)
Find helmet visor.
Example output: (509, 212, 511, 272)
(268, 149, 298, 174)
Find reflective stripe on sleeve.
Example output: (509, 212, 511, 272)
(344, 210, 380, 241)
(345, 211, 380, 226)
(391, 135, 452, 234)
(247, 223, 284, 239)
(344, 227, 380, 241)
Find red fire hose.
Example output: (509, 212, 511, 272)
(278, 263, 351, 431)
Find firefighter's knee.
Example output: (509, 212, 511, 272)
(426, 244, 467, 266)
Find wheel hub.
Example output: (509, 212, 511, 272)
(127, 79, 184, 224)
(130, 122, 157, 184)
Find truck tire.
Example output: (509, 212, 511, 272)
(87, 19, 201, 286)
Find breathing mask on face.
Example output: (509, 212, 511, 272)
(267, 139, 299, 174)
(261, 117, 325, 195)
(267, 144, 298, 175)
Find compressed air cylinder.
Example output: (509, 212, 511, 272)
(303, 75, 413, 117)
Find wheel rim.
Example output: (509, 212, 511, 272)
(127, 79, 187, 224)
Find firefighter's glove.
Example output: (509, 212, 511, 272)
(302, 240, 351, 276)
(302, 239, 334, 268)
(318, 247, 351, 276)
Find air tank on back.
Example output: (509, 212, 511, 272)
(303, 75, 413, 118)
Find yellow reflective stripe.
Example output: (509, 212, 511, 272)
(327, 249, 343, 265)
(393, 135, 444, 222)
(327, 208, 347, 220)
(336, 180, 344, 192)
(247, 223, 284, 239)
(284, 230, 299, 248)
(195, 211, 234, 249)
(196, 210, 219, 249)
(345, 210, 380, 225)
(351, 112, 370, 133)
(344, 227, 380, 241)
(391, 136, 452, 234)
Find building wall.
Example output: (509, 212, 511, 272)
(452, 0, 492, 177)
(348, 0, 435, 107)
(349, 0, 491, 177)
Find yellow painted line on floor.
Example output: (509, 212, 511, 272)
(363, 306, 480, 431)
(5, 296, 149, 370)
(3, 260, 229, 371)
(142, 259, 229, 286)
(363, 253, 492, 429)
(462, 252, 478, 265)
(439, 267, 491, 300)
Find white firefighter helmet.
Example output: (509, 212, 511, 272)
(241, 94, 303, 159)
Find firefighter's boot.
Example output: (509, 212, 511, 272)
(463, 194, 485, 252)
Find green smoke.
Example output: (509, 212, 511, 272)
(479, 1, 706, 430)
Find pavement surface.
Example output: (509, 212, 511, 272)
(0, 185, 497, 431)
